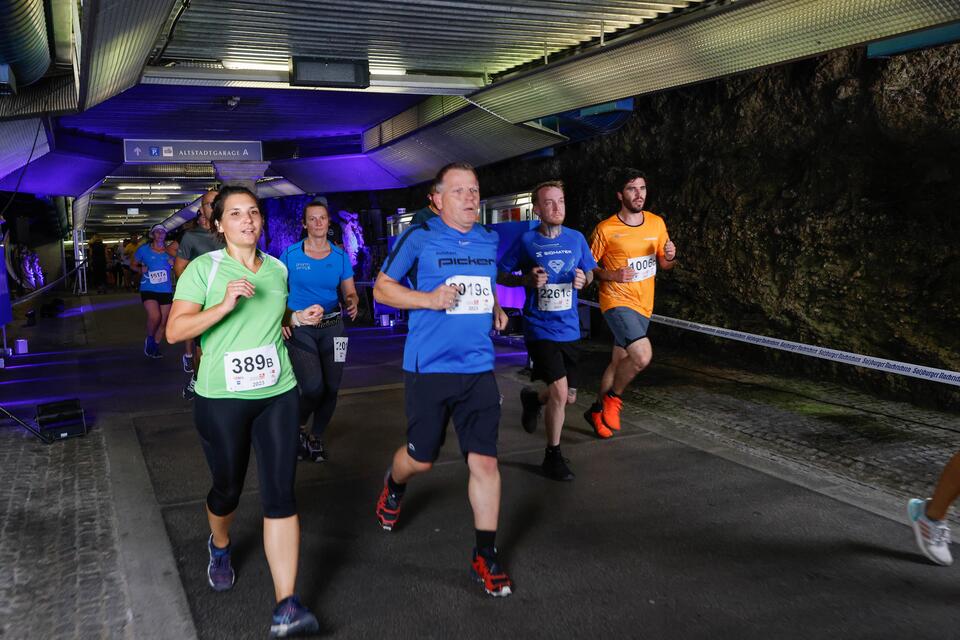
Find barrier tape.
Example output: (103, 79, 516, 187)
(578, 300, 960, 387)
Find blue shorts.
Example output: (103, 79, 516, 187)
(603, 307, 651, 348)
(404, 371, 501, 463)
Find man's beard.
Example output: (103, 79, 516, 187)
(623, 199, 644, 214)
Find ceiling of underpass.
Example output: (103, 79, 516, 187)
(3, 0, 960, 238)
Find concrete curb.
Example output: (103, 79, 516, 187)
(101, 412, 199, 640)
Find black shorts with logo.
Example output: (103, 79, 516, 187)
(526, 340, 581, 388)
(140, 291, 173, 305)
(404, 371, 500, 463)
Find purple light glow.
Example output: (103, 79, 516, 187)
(271, 155, 405, 193)
(0, 151, 120, 196)
(59, 298, 141, 317)
(3, 354, 134, 370)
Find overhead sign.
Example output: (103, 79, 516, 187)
(123, 139, 263, 163)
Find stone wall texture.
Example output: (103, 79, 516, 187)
(335, 45, 960, 407)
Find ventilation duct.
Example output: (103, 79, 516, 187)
(78, 0, 179, 109)
(367, 107, 566, 185)
(472, 0, 960, 124)
(0, 0, 51, 89)
(0, 117, 50, 182)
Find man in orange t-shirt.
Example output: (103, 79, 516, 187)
(584, 169, 677, 438)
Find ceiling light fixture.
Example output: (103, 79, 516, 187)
(222, 59, 289, 72)
(370, 67, 406, 76)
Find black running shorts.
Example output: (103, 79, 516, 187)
(403, 371, 500, 463)
(526, 339, 581, 388)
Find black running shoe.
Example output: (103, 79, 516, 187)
(520, 387, 541, 434)
(305, 435, 326, 462)
(542, 448, 575, 481)
(376, 471, 402, 531)
(296, 431, 309, 461)
(182, 376, 196, 400)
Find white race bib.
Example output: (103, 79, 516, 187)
(224, 344, 281, 392)
(333, 336, 348, 363)
(148, 269, 168, 285)
(628, 254, 657, 282)
(445, 275, 494, 315)
(537, 283, 573, 311)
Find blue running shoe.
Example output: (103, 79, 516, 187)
(207, 534, 235, 591)
(270, 595, 319, 638)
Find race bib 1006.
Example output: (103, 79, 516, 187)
(445, 275, 494, 315)
(148, 269, 168, 285)
(537, 283, 573, 311)
(628, 253, 657, 282)
(224, 344, 281, 392)
(333, 336, 348, 363)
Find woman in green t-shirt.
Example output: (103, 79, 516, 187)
(167, 186, 323, 638)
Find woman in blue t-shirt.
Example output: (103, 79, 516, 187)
(280, 200, 359, 462)
(133, 225, 175, 358)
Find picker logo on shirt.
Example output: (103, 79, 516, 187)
(548, 259, 565, 274)
(437, 257, 495, 267)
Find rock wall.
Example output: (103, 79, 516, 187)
(335, 45, 960, 407)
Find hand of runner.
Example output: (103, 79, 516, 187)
(344, 298, 359, 320)
(664, 240, 677, 261)
(616, 266, 636, 282)
(300, 304, 324, 325)
(493, 305, 509, 331)
(430, 284, 459, 310)
(573, 268, 587, 290)
(281, 326, 292, 340)
(525, 266, 548, 288)
(220, 277, 255, 312)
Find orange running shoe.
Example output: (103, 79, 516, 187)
(583, 408, 613, 439)
(601, 393, 623, 431)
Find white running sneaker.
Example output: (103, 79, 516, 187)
(908, 498, 953, 566)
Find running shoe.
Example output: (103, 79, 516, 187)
(376, 471, 403, 531)
(182, 375, 196, 400)
(182, 354, 194, 373)
(542, 448, 575, 481)
(520, 387, 541, 434)
(269, 595, 319, 638)
(305, 435, 326, 463)
(601, 393, 623, 431)
(583, 408, 613, 439)
(149, 346, 163, 359)
(908, 498, 953, 566)
(144, 337, 154, 358)
(207, 534, 235, 591)
(471, 548, 513, 597)
(296, 431, 309, 461)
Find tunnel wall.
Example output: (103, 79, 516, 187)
(328, 45, 960, 406)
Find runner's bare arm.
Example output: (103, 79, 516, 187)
(658, 240, 677, 270)
(373, 271, 456, 311)
(174, 257, 190, 278)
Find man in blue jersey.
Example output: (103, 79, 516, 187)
(373, 162, 514, 597)
(498, 181, 596, 481)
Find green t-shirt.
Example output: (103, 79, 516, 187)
(173, 249, 297, 400)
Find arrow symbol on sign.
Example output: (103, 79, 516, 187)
(134, 147, 142, 156)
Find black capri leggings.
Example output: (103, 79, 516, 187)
(194, 387, 300, 519)
(286, 319, 346, 438)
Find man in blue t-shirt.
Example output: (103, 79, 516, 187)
(373, 162, 514, 598)
(498, 180, 596, 481)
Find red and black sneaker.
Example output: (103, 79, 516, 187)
(375, 471, 402, 531)
(471, 548, 513, 597)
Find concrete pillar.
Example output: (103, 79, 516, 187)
(213, 161, 271, 193)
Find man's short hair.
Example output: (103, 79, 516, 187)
(435, 162, 477, 191)
(427, 178, 441, 196)
(611, 168, 648, 194)
(531, 180, 564, 206)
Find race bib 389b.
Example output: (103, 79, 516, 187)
(224, 344, 281, 392)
